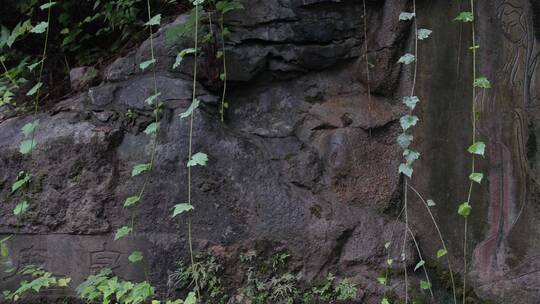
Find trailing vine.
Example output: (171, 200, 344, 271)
(454, 2, 490, 303)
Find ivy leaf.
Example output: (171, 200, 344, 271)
(40, 2, 57, 10)
(132, 163, 151, 177)
(187, 152, 208, 167)
(399, 163, 413, 178)
(1, 241, 9, 258)
(57, 278, 71, 287)
(12, 173, 31, 193)
(192, 0, 205, 5)
(21, 120, 40, 138)
(30, 22, 48, 34)
(172, 203, 194, 217)
(467, 142, 486, 156)
(173, 48, 196, 69)
(140, 59, 156, 71)
(19, 139, 37, 154)
(13, 201, 28, 216)
(454, 11, 474, 22)
(400, 115, 418, 131)
(26, 82, 43, 96)
(414, 260, 425, 271)
(403, 149, 420, 164)
(114, 226, 132, 240)
(474, 77, 491, 89)
(384, 242, 391, 249)
(377, 276, 387, 285)
(398, 53, 415, 64)
(420, 280, 432, 290)
(458, 202, 472, 218)
(124, 196, 140, 207)
(381, 298, 390, 304)
(179, 99, 200, 119)
(397, 133, 413, 149)
(427, 199, 436, 207)
(28, 61, 42, 71)
(184, 292, 197, 304)
(386, 259, 393, 265)
(144, 122, 159, 136)
(437, 248, 448, 258)
(417, 28, 432, 40)
(399, 12, 415, 21)
(145, 92, 161, 105)
(403, 96, 419, 110)
(469, 172, 484, 184)
(145, 14, 162, 26)
(128, 251, 144, 263)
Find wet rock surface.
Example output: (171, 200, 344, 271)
(1, 0, 539, 303)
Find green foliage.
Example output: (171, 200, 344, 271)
(13, 200, 29, 216)
(399, 12, 415, 21)
(169, 255, 228, 304)
(128, 251, 144, 263)
(11, 171, 31, 193)
(454, 12, 474, 22)
(2, 266, 70, 302)
(458, 202, 472, 218)
(467, 142, 486, 156)
(172, 203, 194, 217)
(474, 77, 491, 89)
(417, 29, 432, 40)
(132, 163, 151, 176)
(179, 99, 200, 119)
(469, 172, 483, 184)
(403, 96, 419, 110)
(124, 195, 140, 207)
(77, 268, 155, 304)
(437, 248, 448, 258)
(398, 53, 416, 64)
(187, 152, 208, 167)
(115, 226, 133, 240)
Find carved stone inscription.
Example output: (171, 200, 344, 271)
(0, 234, 149, 295)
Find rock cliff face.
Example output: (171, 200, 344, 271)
(0, 0, 539, 303)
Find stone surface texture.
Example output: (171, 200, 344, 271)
(1, 0, 539, 303)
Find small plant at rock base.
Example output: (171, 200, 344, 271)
(2, 265, 71, 302)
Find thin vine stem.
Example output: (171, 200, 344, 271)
(463, 1, 476, 302)
(408, 184, 457, 304)
(219, 17, 227, 122)
(187, 2, 202, 299)
(407, 226, 434, 299)
(27, 0, 53, 155)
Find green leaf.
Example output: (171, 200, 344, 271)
(0, 241, 9, 258)
(144, 122, 159, 136)
(403, 96, 419, 110)
(399, 12, 415, 21)
(400, 115, 418, 131)
(128, 251, 143, 263)
(173, 48, 196, 69)
(469, 172, 484, 184)
(397, 133, 413, 149)
(474, 77, 491, 89)
(19, 139, 37, 154)
(28, 61, 42, 71)
(403, 149, 420, 164)
(179, 99, 200, 119)
(13, 201, 28, 216)
(114, 226, 132, 240)
(26, 82, 43, 96)
(386, 259, 393, 265)
(192, 0, 205, 5)
(384, 242, 391, 249)
(145, 92, 161, 105)
(172, 203, 194, 217)
(184, 292, 197, 304)
(427, 199, 436, 207)
(40, 2, 57, 10)
(458, 202, 472, 218)
(132, 163, 151, 177)
(467, 142, 486, 156)
(30, 22, 48, 34)
(420, 280, 432, 290)
(398, 53, 415, 64)
(187, 152, 208, 167)
(124, 196, 140, 207)
(437, 248, 448, 259)
(12, 173, 31, 193)
(417, 28, 432, 40)
(381, 298, 390, 304)
(21, 120, 39, 138)
(377, 276, 387, 285)
(414, 260, 425, 271)
(140, 59, 156, 71)
(399, 163, 413, 178)
(145, 14, 162, 26)
(454, 11, 474, 22)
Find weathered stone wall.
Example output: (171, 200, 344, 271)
(0, 0, 539, 303)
